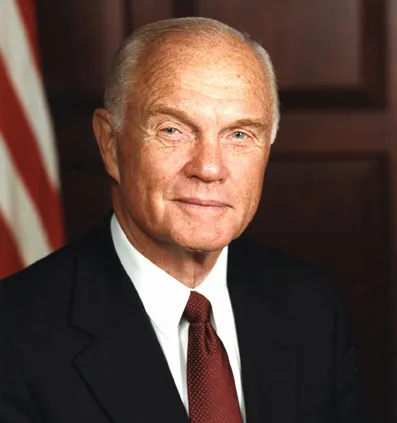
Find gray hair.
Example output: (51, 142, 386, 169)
(104, 17, 280, 143)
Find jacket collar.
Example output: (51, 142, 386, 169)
(69, 218, 189, 423)
(69, 219, 298, 423)
(227, 238, 298, 423)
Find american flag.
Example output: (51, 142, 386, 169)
(0, 0, 64, 279)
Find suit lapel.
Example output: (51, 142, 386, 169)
(69, 221, 188, 423)
(67, 220, 298, 423)
(228, 240, 298, 423)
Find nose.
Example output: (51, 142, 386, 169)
(183, 136, 229, 183)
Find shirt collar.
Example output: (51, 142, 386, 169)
(110, 214, 228, 335)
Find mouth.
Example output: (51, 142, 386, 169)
(174, 198, 230, 213)
(176, 198, 229, 207)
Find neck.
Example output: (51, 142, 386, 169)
(114, 207, 222, 289)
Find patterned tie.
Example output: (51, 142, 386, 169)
(184, 291, 243, 423)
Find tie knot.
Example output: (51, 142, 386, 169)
(184, 291, 211, 323)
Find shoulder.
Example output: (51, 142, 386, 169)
(228, 237, 341, 318)
(2, 243, 76, 306)
(1, 244, 77, 332)
(1, 219, 112, 333)
(229, 236, 327, 284)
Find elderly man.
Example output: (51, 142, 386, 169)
(1, 17, 364, 423)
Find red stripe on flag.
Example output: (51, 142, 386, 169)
(14, 0, 41, 70)
(0, 55, 63, 250)
(0, 211, 24, 279)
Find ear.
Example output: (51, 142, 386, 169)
(93, 108, 120, 183)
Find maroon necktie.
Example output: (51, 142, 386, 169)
(184, 291, 243, 423)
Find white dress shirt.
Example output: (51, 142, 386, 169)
(110, 215, 246, 420)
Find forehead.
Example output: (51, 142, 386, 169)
(131, 33, 271, 112)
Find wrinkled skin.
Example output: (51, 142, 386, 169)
(94, 33, 275, 286)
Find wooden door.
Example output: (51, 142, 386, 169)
(36, 1, 397, 421)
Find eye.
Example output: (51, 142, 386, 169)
(161, 127, 180, 135)
(231, 131, 248, 140)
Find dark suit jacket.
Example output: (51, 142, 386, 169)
(1, 218, 365, 423)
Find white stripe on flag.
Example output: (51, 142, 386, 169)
(0, 0, 59, 189)
(0, 131, 52, 266)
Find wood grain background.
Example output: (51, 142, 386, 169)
(35, 1, 397, 421)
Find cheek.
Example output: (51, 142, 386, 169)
(241, 175, 264, 215)
(232, 152, 267, 203)
(131, 144, 188, 200)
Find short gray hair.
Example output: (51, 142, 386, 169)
(104, 17, 280, 143)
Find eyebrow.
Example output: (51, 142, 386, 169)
(145, 105, 268, 131)
(145, 106, 195, 126)
(230, 118, 269, 130)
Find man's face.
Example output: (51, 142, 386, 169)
(112, 35, 273, 252)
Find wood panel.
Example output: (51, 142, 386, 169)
(36, 0, 125, 95)
(35, 0, 125, 240)
(127, 0, 173, 31)
(53, 111, 110, 241)
(190, 0, 386, 108)
(61, 158, 110, 241)
(199, 0, 361, 87)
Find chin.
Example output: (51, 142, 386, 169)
(171, 230, 236, 253)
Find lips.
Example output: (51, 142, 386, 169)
(175, 198, 229, 208)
